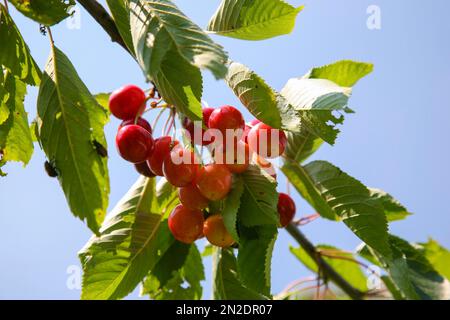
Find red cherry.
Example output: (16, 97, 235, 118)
(215, 140, 250, 174)
(168, 204, 204, 244)
(119, 117, 152, 134)
(182, 107, 215, 146)
(247, 122, 287, 158)
(277, 193, 296, 227)
(195, 164, 232, 201)
(109, 85, 146, 120)
(134, 161, 156, 178)
(178, 183, 209, 210)
(203, 215, 235, 248)
(163, 146, 199, 187)
(208, 105, 245, 141)
(116, 125, 154, 163)
(147, 136, 179, 176)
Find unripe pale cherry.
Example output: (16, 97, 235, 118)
(195, 164, 232, 201)
(203, 215, 235, 248)
(182, 107, 215, 146)
(247, 122, 287, 159)
(168, 204, 204, 244)
(163, 146, 199, 187)
(208, 105, 245, 141)
(116, 125, 154, 163)
(134, 161, 156, 178)
(277, 193, 296, 227)
(119, 117, 152, 134)
(178, 183, 209, 210)
(109, 85, 146, 120)
(147, 136, 179, 176)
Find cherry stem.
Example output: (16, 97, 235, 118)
(152, 107, 167, 132)
(3, 0, 9, 11)
(293, 213, 320, 226)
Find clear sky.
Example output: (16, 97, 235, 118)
(1, 0, 449, 299)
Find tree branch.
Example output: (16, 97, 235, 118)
(76, 0, 131, 55)
(286, 223, 366, 300)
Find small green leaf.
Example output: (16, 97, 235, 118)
(306, 60, 374, 87)
(93, 93, 110, 113)
(222, 175, 244, 242)
(369, 188, 412, 222)
(106, 0, 135, 55)
(207, 0, 303, 40)
(417, 239, 450, 280)
(8, 0, 74, 26)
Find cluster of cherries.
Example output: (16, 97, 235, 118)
(110, 85, 297, 248)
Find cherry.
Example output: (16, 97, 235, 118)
(182, 107, 215, 146)
(215, 140, 250, 174)
(195, 164, 232, 201)
(134, 161, 156, 178)
(203, 215, 235, 248)
(147, 136, 179, 176)
(163, 146, 199, 187)
(178, 183, 209, 210)
(242, 119, 261, 144)
(277, 193, 296, 227)
(208, 105, 245, 141)
(109, 85, 146, 120)
(247, 122, 287, 158)
(168, 204, 204, 244)
(119, 117, 152, 134)
(116, 125, 154, 163)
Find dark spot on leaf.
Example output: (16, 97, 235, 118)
(92, 139, 108, 158)
(44, 161, 58, 178)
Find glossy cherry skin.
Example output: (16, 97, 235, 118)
(242, 119, 261, 144)
(109, 85, 146, 120)
(182, 107, 215, 146)
(147, 136, 179, 176)
(247, 122, 287, 159)
(119, 117, 152, 134)
(116, 125, 154, 163)
(168, 204, 204, 244)
(277, 193, 296, 227)
(203, 215, 235, 248)
(215, 140, 250, 174)
(195, 164, 232, 201)
(163, 146, 199, 187)
(178, 183, 209, 210)
(208, 105, 245, 141)
(134, 161, 156, 178)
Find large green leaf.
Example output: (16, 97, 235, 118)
(306, 60, 373, 87)
(79, 177, 177, 300)
(282, 160, 391, 257)
(207, 0, 303, 40)
(417, 239, 450, 280)
(36, 46, 109, 233)
(212, 248, 268, 300)
(106, 0, 135, 55)
(8, 0, 74, 26)
(369, 188, 412, 222)
(0, 72, 33, 175)
(290, 244, 368, 292)
(238, 225, 277, 296)
(222, 175, 244, 242)
(0, 5, 41, 85)
(284, 128, 323, 164)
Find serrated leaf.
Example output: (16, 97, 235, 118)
(282, 160, 391, 258)
(212, 248, 268, 300)
(417, 239, 450, 280)
(369, 188, 412, 222)
(238, 225, 277, 296)
(0, 5, 41, 85)
(93, 93, 110, 113)
(306, 60, 373, 87)
(207, 0, 303, 40)
(238, 165, 279, 226)
(36, 46, 109, 233)
(222, 175, 244, 242)
(8, 0, 74, 26)
(290, 244, 368, 292)
(284, 128, 323, 164)
(106, 0, 135, 55)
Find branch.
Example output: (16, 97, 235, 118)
(76, 0, 131, 54)
(286, 223, 366, 300)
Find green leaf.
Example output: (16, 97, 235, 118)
(282, 160, 391, 257)
(381, 275, 405, 300)
(306, 60, 374, 87)
(369, 188, 412, 222)
(238, 225, 277, 296)
(212, 248, 268, 300)
(79, 177, 176, 300)
(417, 239, 450, 280)
(106, 0, 135, 55)
(0, 72, 34, 173)
(0, 5, 41, 85)
(284, 128, 323, 164)
(155, 177, 179, 216)
(207, 0, 303, 40)
(93, 93, 111, 113)
(36, 46, 109, 233)
(225, 62, 300, 131)
(290, 244, 368, 292)
(8, 0, 75, 26)
(238, 165, 279, 227)
(222, 175, 244, 242)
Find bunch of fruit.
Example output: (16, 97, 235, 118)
(110, 85, 297, 248)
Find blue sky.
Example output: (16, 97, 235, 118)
(0, 0, 449, 299)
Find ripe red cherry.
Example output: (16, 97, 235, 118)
(147, 136, 179, 176)
(163, 146, 199, 187)
(203, 215, 235, 248)
(119, 117, 152, 134)
(277, 193, 296, 227)
(134, 161, 156, 178)
(247, 122, 287, 158)
(208, 105, 245, 141)
(242, 119, 261, 144)
(109, 85, 146, 120)
(195, 164, 232, 201)
(168, 204, 204, 244)
(116, 125, 154, 163)
(182, 107, 215, 146)
(215, 140, 250, 174)
(178, 184, 209, 210)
